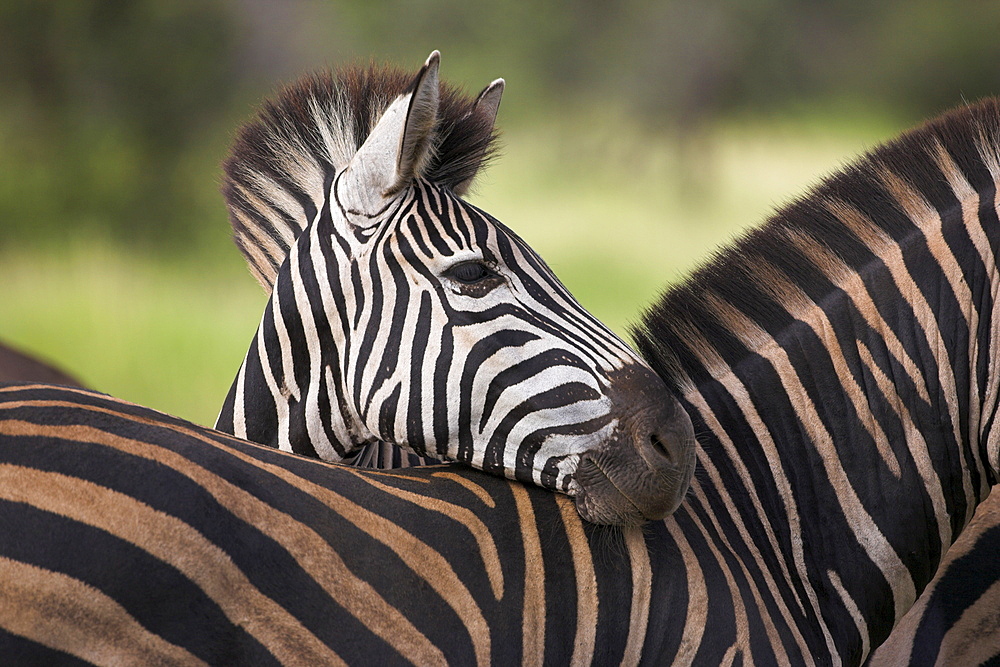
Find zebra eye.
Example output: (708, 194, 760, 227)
(448, 261, 492, 284)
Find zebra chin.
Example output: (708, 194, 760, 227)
(570, 366, 697, 526)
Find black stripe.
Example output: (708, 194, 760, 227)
(0, 499, 279, 666)
(0, 626, 95, 667)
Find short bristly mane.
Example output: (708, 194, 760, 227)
(222, 64, 501, 290)
(633, 98, 1000, 392)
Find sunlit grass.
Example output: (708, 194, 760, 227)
(0, 116, 888, 426)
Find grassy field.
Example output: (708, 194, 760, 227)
(0, 115, 891, 427)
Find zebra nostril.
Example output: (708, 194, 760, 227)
(648, 432, 673, 464)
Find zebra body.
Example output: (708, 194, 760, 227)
(867, 491, 1000, 666)
(0, 384, 656, 666)
(3, 98, 999, 664)
(0, 342, 82, 388)
(626, 98, 1000, 663)
(214, 53, 696, 525)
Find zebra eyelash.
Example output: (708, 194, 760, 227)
(442, 260, 504, 296)
(446, 260, 494, 283)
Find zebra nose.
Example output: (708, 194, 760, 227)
(645, 430, 675, 466)
(629, 392, 692, 472)
(572, 364, 696, 525)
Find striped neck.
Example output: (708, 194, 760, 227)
(217, 214, 363, 458)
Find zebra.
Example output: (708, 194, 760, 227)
(623, 96, 1000, 664)
(1, 382, 660, 666)
(212, 52, 697, 526)
(3, 94, 999, 665)
(0, 341, 82, 388)
(867, 491, 1000, 666)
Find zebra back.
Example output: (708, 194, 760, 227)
(0, 383, 647, 665)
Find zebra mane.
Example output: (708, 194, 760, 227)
(633, 97, 1000, 393)
(222, 64, 501, 290)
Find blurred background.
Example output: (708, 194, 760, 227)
(2, 0, 998, 425)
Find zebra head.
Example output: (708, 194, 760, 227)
(216, 52, 696, 525)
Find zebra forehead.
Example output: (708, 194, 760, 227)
(223, 63, 501, 291)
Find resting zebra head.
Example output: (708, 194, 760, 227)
(215, 52, 696, 525)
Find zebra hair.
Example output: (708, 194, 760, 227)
(636, 99, 1000, 411)
(223, 63, 501, 290)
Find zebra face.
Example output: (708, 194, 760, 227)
(218, 51, 697, 525)
(317, 175, 697, 524)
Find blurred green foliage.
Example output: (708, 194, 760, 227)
(0, 1, 243, 246)
(1, 1, 997, 422)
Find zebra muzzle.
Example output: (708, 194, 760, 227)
(573, 365, 697, 525)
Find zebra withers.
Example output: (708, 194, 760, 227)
(214, 52, 697, 526)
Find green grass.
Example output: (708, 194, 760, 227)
(0, 239, 265, 426)
(0, 116, 887, 427)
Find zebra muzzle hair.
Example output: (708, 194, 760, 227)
(572, 364, 697, 525)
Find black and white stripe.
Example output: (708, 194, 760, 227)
(625, 97, 1000, 663)
(213, 52, 696, 525)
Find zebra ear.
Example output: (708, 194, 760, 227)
(453, 78, 504, 196)
(335, 51, 441, 228)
